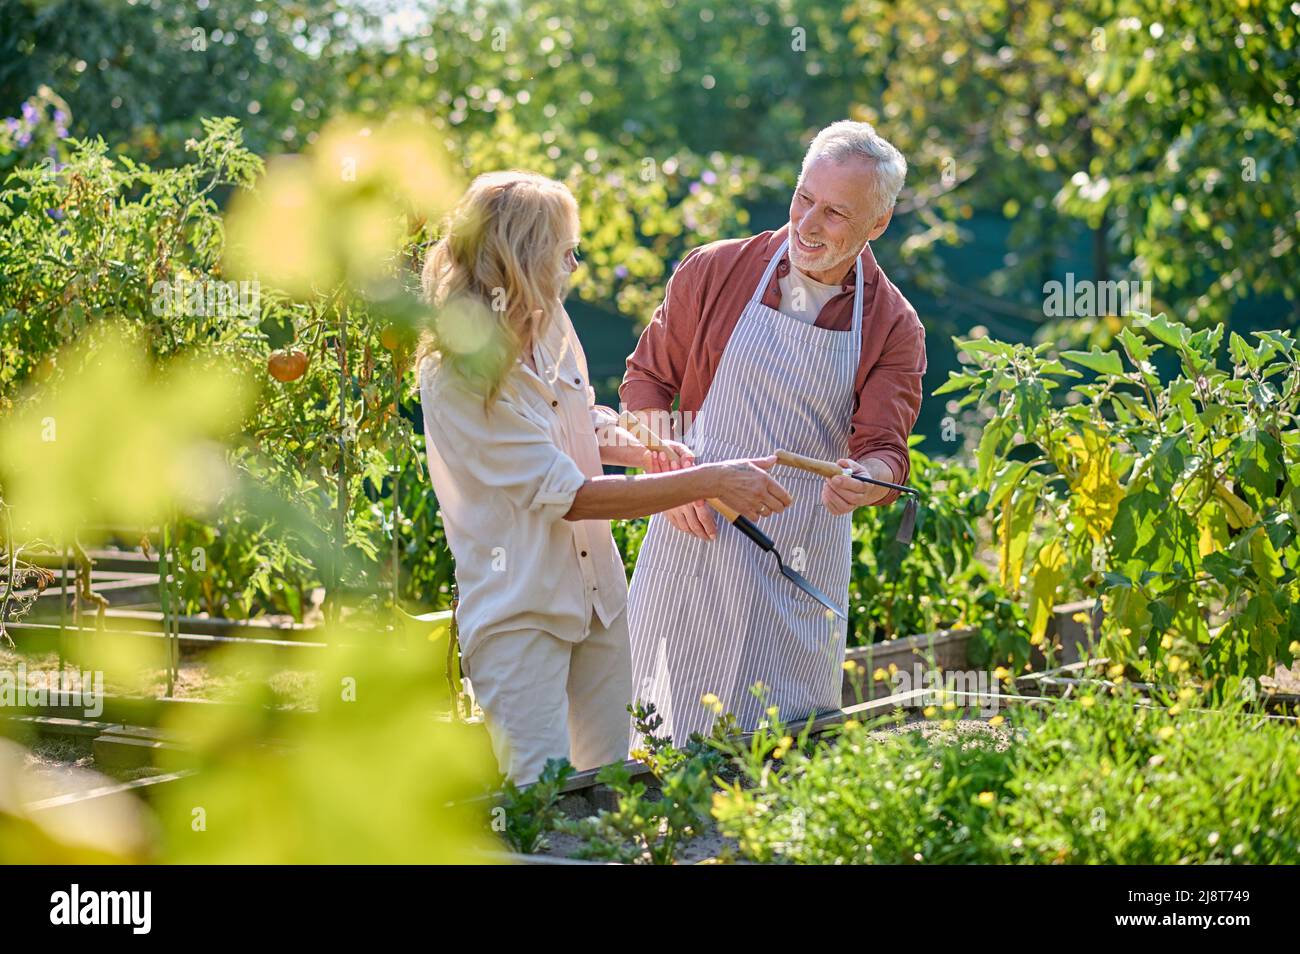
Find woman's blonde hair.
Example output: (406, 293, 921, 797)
(416, 170, 578, 406)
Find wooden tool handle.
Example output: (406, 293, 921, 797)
(617, 411, 666, 450)
(619, 412, 739, 521)
(775, 448, 846, 479)
(707, 497, 738, 521)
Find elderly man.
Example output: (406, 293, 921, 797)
(620, 120, 927, 745)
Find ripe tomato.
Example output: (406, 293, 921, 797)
(268, 348, 309, 382)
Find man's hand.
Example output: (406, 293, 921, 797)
(644, 439, 718, 540)
(822, 457, 894, 515)
(640, 436, 694, 472)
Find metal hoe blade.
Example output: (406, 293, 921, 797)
(771, 552, 848, 621)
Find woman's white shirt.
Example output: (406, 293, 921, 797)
(418, 306, 628, 657)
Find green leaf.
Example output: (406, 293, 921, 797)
(1188, 324, 1225, 365)
(1149, 599, 1175, 642)
(1237, 428, 1284, 509)
(1139, 312, 1190, 351)
(1037, 360, 1083, 378)
(1117, 325, 1157, 364)
(1111, 489, 1168, 579)
(1146, 436, 1187, 495)
(976, 415, 1008, 485)
(932, 371, 983, 396)
(1202, 551, 1246, 586)
(1229, 331, 1258, 370)
(988, 459, 1032, 509)
(1014, 379, 1048, 435)
(1061, 346, 1125, 377)
(955, 337, 1015, 360)
(1253, 329, 1293, 358)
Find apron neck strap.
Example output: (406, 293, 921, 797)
(751, 237, 790, 304)
(851, 251, 865, 339)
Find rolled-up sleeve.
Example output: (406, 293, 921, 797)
(851, 313, 927, 505)
(589, 399, 620, 430)
(424, 378, 587, 519)
(619, 248, 704, 411)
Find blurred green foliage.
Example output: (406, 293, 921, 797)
(4, 0, 1293, 332)
(152, 627, 499, 863)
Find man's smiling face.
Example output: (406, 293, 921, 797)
(788, 155, 889, 283)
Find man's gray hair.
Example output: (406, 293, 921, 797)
(800, 120, 907, 222)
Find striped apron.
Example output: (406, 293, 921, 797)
(627, 236, 864, 746)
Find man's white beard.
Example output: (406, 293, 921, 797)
(790, 241, 850, 277)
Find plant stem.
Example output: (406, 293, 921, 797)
(0, 498, 16, 648)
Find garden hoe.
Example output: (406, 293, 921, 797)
(617, 413, 847, 620)
(774, 449, 921, 544)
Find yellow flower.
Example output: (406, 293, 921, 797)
(976, 791, 995, 806)
(1168, 704, 1182, 716)
(1167, 655, 1184, 673)
(1071, 611, 1089, 623)
(923, 705, 938, 718)
(841, 660, 856, 671)
(700, 692, 720, 708)
(772, 735, 794, 759)
(1178, 687, 1196, 703)
(988, 715, 1005, 727)
(940, 719, 955, 730)
(873, 667, 889, 682)
(993, 666, 1011, 682)
(1160, 633, 1174, 650)
(1107, 663, 1125, 680)
(942, 700, 957, 711)
(766, 705, 779, 718)
(888, 663, 898, 675)
(1029, 632, 1044, 646)
(1080, 695, 1095, 709)
(1289, 640, 1300, 655)
(843, 719, 860, 731)
(1157, 726, 1175, 741)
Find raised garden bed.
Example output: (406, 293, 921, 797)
(492, 682, 1300, 864)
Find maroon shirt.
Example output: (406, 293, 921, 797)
(620, 224, 927, 504)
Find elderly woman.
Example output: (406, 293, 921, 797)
(416, 170, 791, 784)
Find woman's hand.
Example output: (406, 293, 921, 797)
(708, 455, 794, 524)
(645, 439, 718, 540)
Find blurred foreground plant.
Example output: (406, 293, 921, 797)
(152, 617, 498, 863)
